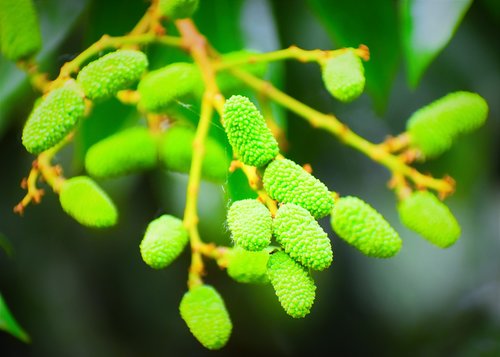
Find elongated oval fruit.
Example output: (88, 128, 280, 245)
(76, 50, 148, 101)
(85, 127, 158, 178)
(22, 80, 85, 154)
(406, 91, 488, 158)
(227, 247, 270, 284)
(322, 51, 365, 102)
(267, 251, 316, 318)
(216, 50, 268, 93)
(179, 285, 232, 350)
(273, 204, 332, 271)
(263, 158, 334, 219)
(227, 199, 272, 251)
(0, 0, 42, 61)
(331, 196, 402, 258)
(223, 95, 279, 167)
(158, 0, 199, 19)
(398, 191, 460, 248)
(160, 125, 230, 183)
(59, 176, 118, 228)
(138, 62, 203, 113)
(139, 215, 189, 269)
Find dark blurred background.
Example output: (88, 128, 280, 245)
(1, 0, 499, 355)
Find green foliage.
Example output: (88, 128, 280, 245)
(263, 159, 334, 219)
(22, 80, 85, 154)
(76, 50, 148, 101)
(227, 199, 272, 251)
(59, 176, 118, 228)
(179, 285, 232, 350)
(216, 50, 268, 94)
(158, 0, 199, 20)
(273, 203, 333, 271)
(398, 191, 460, 248)
(322, 51, 365, 102)
(331, 196, 402, 258)
(267, 251, 316, 318)
(226, 247, 270, 284)
(223, 95, 279, 167)
(0, 293, 30, 343)
(140, 214, 189, 269)
(85, 126, 158, 178)
(0, 0, 41, 61)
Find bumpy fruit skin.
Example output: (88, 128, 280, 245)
(160, 125, 230, 183)
(76, 50, 148, 101)
(398, 191, 461, 248)
(22, 80, 85, 154)
(407, 91, 488, 158)
(85, 127, 158, 178)
(0, 0, 41, 61)
(223, 95, 279, 167)
(331, 196, 402, 258)
(139, 215, 189, 269)
(179, 285, 232, 350)
(158, 0, 199, 19)
(227, 199, 272, 251)
(227, 247, 270, 284)
(273, 204, 332, 271)
(263, 159, 334, 219)
(322, 51, 365, 103)
(59, 176, 118, 228)
(267, 251, 316, 318)
(216, 50, 268, 93)
(138, 63, 203, 113)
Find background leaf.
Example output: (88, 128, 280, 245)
(0, 293, 30, 343)
(401, 0, 473, 87)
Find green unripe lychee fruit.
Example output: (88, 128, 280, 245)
(59, 176, 118, 228)
(138, 62, 203, 113)
(398, 191, 461, 248)
(85, 127, 158, 178)
(227, 247, 270, 284)
(76, 50, 148, 101)
(331, 196, 402, 258)
(139, 214, 189, 269)
(22, 80, 85, 154)
(216, 50, 268, 93)
(223, 95, 279, 167)
(322, 51, 365, 103)
(263, 158, 334, 219)
(267, 251, 316, 318)
(160, 125, 230, 183)
(273, 203, 333, 271)
(179, 285, 232, 350)
(407, 91, 488, 158)
(227, 199, 272, 251)
(158, 0, 199, 19)
(0, 0, 42, 61)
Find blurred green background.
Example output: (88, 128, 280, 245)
(1, 0, 499, 355)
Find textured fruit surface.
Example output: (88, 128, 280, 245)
(407, 91, 488, 158)
(331, 196, 402, 258)
(59, 176, 118, 228)
(140, 215, 189, 269)
(158, 0, 199, 19)
(267, 251, 316, 318)
(398, 191, 461, 248)
(0, 0, 41, 61)
(179, 285, 232, 350)
(263, 159, 334, 219)
(322, 51, 365, 102)
(216, 50, 268, 93)
(227, 199, 272, 251)
(76, 50, 148, 100)
(273, 204, 332, 271)
(227, 247, 270, 284)
(160, 125, 230, 183)
(223, 95, 279, 167)
(22, 80, 85, 154)
(138, 62, 203, 113)
(85, 127, 157, 178)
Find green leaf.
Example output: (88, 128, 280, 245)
(401, 0, 473, 87)
(0, 232, 13, 257)
(308, 0, 400, 112)
(0, 293, 30, 343)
